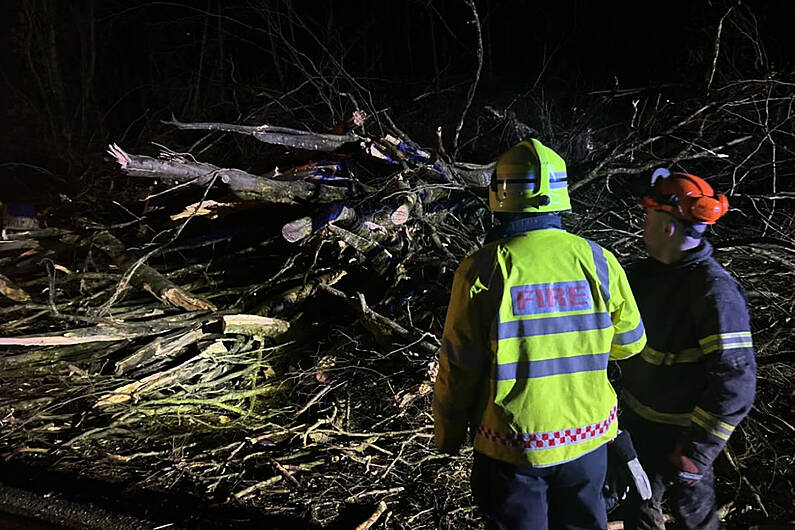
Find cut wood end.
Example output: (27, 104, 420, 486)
(390, 204, 410, 225)
(222, 314, 290, 338)
(282, 217, 313, 242)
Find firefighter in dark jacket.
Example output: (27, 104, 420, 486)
(621, 169, 757, 530)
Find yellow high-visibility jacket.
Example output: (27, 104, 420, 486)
(433, 219, 646, 467)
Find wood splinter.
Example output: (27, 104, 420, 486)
(222, 314, 290, 338)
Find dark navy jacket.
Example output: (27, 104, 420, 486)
(622, 241, 756, 469)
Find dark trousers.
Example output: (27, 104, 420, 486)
(471, 445, 608, 530)
(621, 413, 719, 530)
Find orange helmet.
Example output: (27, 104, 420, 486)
(640, 168, 729, 225)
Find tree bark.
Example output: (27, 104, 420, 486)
(107, 144, 357, 204)
(164, 118, 359, 152)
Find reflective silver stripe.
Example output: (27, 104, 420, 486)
(494, 352, 609, 381)
(613, 321, 645, 345)
(497, 312, 612, 340)
(441, 339, 487, 369)
(587, 240, 610, 303)
(699, 332, 753, 354)
(549, 171, 567, 189)
(692, 406, 733, 441)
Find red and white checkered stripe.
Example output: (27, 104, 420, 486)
(477, 406, 617, 451)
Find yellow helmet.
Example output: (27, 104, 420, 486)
(489, 139, 571, 213)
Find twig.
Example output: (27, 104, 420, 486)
(345, 487, 405, 502)
(452, 0, 483, 159)
(707, 7, 734, 90)
(355, 501, 387, 530)
(233, 476, 282, 499)
(722, 447, 769, 518)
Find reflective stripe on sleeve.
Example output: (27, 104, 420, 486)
(441, 339, 487, 369)
(622, 390, 692, 427)
(587, 241, 610, 303)
(640, 345, 703, 366)
(698, 331, 753, 354)
(498, 312, 612, 340)
(494, 352, 609, 381)
(691, 406, 734, 441)
(613, 321, 646, 345)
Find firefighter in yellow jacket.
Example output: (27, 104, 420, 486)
(433, 140, 647, 529)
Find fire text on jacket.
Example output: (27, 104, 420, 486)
(510, 280, 593, 316)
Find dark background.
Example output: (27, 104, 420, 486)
(1, 0, 793, 198)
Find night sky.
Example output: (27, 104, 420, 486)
(1, 0, 793, 178)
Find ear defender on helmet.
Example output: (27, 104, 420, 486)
(641, 168, 729, 225)
(689, 191, 729, 223)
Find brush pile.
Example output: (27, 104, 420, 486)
(1, 75, 793, 528)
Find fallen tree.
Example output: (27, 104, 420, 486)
(1, 75, 793, 529)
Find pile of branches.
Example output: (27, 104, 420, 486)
(1, 73, 794, 528)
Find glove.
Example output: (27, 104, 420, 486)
(626, 458, 652, 500)
(606, 430, 652, 501)
(668, 444, 702, 486)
